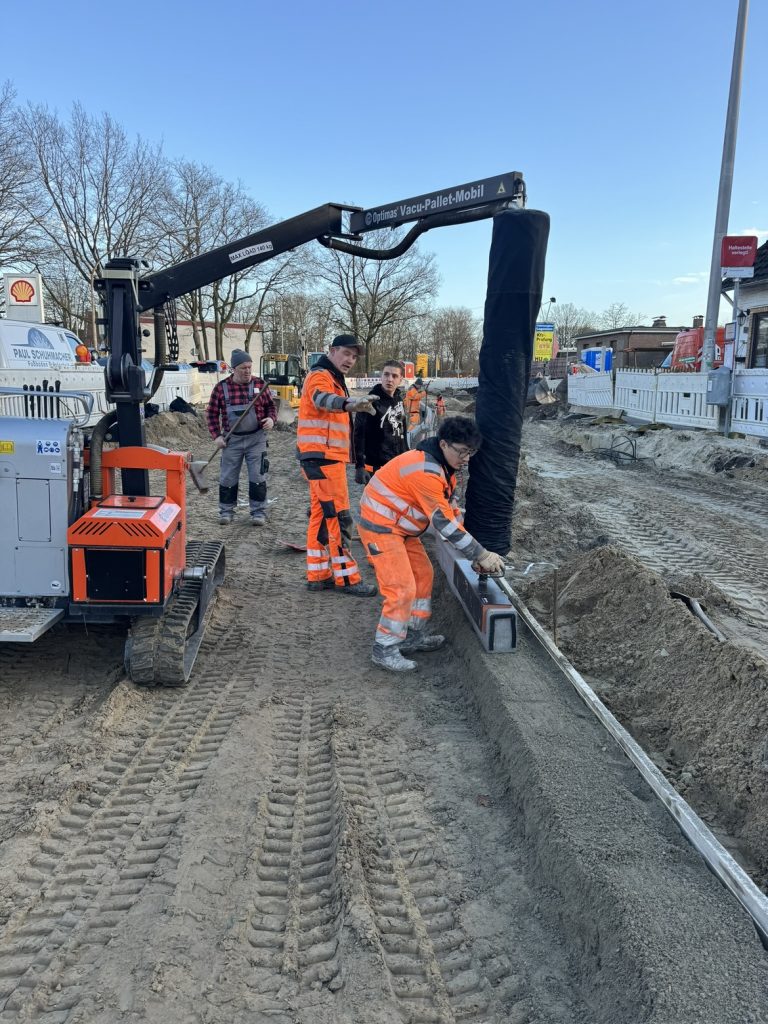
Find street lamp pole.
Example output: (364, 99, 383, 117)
(701, 0, 749, 370)
(540, 297, 556, 322)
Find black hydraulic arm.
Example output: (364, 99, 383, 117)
(137, 204, 351, 311)
(317, 200, 514, 261)
(94, 175, 524, 499)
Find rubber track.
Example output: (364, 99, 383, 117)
(127, 540, 224, 687)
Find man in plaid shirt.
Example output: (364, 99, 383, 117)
(206, 349, 277, 526)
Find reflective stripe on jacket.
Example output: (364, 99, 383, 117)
(358, 447, 485, 561)
(297, 365, 351, 462)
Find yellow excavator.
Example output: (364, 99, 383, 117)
(260, 352, 304, 422)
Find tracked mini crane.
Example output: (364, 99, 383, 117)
(0, 173, 525, 684)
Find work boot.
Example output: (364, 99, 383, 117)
(371, 643, 417, 673)
(219, 512, 233, 525)
(306, 578, 335, 592)
(338, 582, 377, 597)
(250, 512, 267, 527)
(400, 629, 446, 653)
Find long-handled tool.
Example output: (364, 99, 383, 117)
(189, 389, 262, 493)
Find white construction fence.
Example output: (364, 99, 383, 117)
(568, 368, 768, 439)
(0, 365, 217, 427)
(0, 366, 478, 429)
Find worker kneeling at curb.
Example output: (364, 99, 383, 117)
(358, 416, 506, 672)
(206, 349, 276, 526)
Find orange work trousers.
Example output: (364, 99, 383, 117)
(302, 460, 362, 587)
(358, 528, 433, 647)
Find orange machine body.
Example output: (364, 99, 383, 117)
(67, 447, 189, 608)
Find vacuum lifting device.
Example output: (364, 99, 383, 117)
(0, 173, 525, 684)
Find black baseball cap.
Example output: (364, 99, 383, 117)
(330, 334, 364, 352)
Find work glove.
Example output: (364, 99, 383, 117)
(214, 435, 227, 449)
(473, 550, 507, 576)
(355, 467, 371, 485)
(345, 397, 376, 415)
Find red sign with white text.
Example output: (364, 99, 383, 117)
(721, 236, 757, 268)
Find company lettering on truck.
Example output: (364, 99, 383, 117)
(0, 322, 80, 370)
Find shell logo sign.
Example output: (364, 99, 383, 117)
(9, 278, 35, 303)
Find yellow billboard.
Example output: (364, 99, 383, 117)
(415, 352, 429, 377)
(533, 323, 555, 361)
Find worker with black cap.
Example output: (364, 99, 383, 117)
(297, 336, 377, 595)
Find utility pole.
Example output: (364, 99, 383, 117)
(701, 0, 749, 370)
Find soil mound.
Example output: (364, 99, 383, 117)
(145, 410, 209, 450)
(512, 457, 606, 563)
(521, 544, 768, 885)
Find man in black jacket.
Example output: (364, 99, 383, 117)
(354, 360, 409, 484)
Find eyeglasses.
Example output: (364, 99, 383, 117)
(447, 443, 478, 459)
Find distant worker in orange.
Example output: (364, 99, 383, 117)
(435, 393, 446, 418)
(74, 340, 91, 363)
(358, 416, 506, 672)
(405, 377, 426, 427)
(297, 335, 378, 596)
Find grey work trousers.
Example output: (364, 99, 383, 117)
(218, 431, 268, 515)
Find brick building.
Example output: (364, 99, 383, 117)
(574, 317, 684, 370)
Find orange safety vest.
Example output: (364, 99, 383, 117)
(405, 386, 423, 423)
(297, 366, 352, 463)
(359, 448, 458, 538)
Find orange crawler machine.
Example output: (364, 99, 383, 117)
(68, 447, 187, 608)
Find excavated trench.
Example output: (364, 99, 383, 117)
(0, 415, 766, 1024)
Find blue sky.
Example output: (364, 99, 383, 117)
(4, 0, 765, 328)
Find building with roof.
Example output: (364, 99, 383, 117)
(733, 240, 768, 368)
(574, 316, 684, 370)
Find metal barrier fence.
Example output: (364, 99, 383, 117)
(655, 372, 719, 429)
(568, 367, 768, 439)
(566, 373, 614, 409)
(0, 367, 206, 426)
(614, 369, 657, 421)
(731, 369, 768, 438)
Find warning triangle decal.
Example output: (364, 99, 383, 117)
(496, 182, 506, 194)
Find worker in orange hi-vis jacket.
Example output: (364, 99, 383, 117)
(297, 335, 379, 597)
(358, 416, 506, 672)
(404, 377, 425, 427)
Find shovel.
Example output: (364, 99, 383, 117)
(189, 389, 262, 493)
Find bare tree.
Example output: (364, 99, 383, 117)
(310, 229, 439, 373)
(598, 302, 644, 330)
(431, 306, 480, 373)
(553, 302, 599, 348)
(42, 257, 93, 334)
(0, 82, 34, 276)
(261, 291, 335, 363)
(17, 102, 169, 289)
(155, 159, 303, 360)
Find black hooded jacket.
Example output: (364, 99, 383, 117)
(353, 383, 408, 471)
